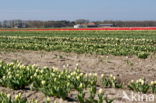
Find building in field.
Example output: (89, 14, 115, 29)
(86, 23, 98, 28)
(98, 24, 114, 27)
(74, 24, 85, 28)
(74, 23, 97, 28)
(74, 23, 113, 28)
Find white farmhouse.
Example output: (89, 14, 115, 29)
(74, 24, 81, 28)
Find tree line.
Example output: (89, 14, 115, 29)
(98, 20, 156, 27)
(0, 20, 75, 28)
(0, 19, 156, 28)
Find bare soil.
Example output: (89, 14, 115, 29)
(0, 50, 156, 103)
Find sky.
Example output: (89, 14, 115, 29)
(0, 0, 156, 21)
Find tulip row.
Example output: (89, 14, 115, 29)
(128, 79, 156, 93)
(101, 74, 156, 94)
(0, 92, 28, 103)
(0, 92, 52, 103)
(0, 61, 156, 102)
(0, 31, 156, 39)
(0, 61, 114, 103)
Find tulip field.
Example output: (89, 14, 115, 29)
(0, 30, 156, 58)
(0, 29, 156, 103)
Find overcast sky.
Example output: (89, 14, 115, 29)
(0, 0, 156, 21)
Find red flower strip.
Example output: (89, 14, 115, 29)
(0, 27, 156, 31)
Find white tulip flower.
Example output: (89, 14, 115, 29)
(41, 81, 46, 85)
(98, 88, 104, 94)
(46, 97, 51, 102)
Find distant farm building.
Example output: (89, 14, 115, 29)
(74, 24, 85, 28)
(74, 23, 97, 28)
(86, 23, 98, 28)
(98, 24, 113, 27)
(74, 23, 113, 28)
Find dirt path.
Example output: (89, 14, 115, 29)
(0, 50, 155, 82)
